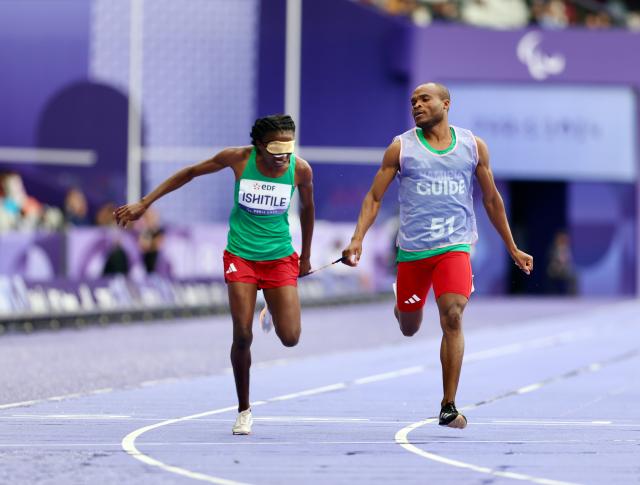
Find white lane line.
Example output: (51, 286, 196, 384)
(47, 393, 85, 402)
(2, 415, 634, 427)
(396, 419, 580, 485)
(91, 388, 114, 395)
(223, 358, 311, 374)
(267, 383, 346, 402)
(9, 438, 639, 448)
(7, 414, 130, 420)
(395, 349, 640, 485)
(120, 381, 357, 484)
(119, 329, 596, 485)
(0, 443, 125, 447)
(119, 329, 603, 485)
(355, 331, 589, 388)
(353, 366, 424, 385)
(132, 437, 627, 445)
(490, 420, 614, 426)
(254, 358, 291, 369)
(465, 421, 638, 428)
(0, 387, 114, 410)
(464, 329, 592, 364)
(254, 416, 369, 422)
(0, 327, 590, 412)
(517, 383, 544, 394)
(140, 379, 178, 387)
(122, 404, 257, 485)
(0, 400, 39, 410)
(120, 381, 362, 485)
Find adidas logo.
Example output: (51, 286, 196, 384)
(404, 294, 421, 305)
(226, 263, 238, 274)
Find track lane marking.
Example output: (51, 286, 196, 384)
(122, 404, 255, 485)
(0, 327, 591, 411)
(395, 348, 640, 485)
(8, 438, 640, 448)
(120, 330, 598, 484)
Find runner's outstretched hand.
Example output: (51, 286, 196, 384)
(114, 202, 147, 228)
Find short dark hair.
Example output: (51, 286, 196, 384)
(433, 83, 450, 101)
(250, 114, 296, 145)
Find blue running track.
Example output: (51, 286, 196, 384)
(1, 299, 638, 484)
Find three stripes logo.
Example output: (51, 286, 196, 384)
(404, 294, 421, 305)
(226, 263, 238, 274)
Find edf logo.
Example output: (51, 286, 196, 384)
(252, 183, 276, 191)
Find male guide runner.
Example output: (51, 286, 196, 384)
(114, 115, 314, 435)
(342, 83, 533, 428)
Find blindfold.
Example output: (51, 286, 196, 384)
(265, 140, 295, 155)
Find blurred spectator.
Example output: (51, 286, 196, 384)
(95, 202, 117, 226)
(546, 230, 578, 295)
(584, 9, 613, 27)
(94, 201, 131, 276)
(136, 208, 166, 274)
(64, 187, 90, 226)
(102, 240, 130, 276)
(531, 0, 573, 28)
(355, 0, 639, 29)
(429, 1, 461, 22)
(628, 10, 640, 28)
(461, 0, 529, 28)
(386, 0, 419, 15)
(1, 171, 43, 228)
(0, 171, 63, 232)
(0, 172, 18, 231)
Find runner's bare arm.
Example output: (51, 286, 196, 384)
(475, 137, 533, 275)
(114, 147, 247, 226)
(296, 158, 315, 276)
(342, 140, 400, 266)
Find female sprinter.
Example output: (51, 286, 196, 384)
(114, 114, 314, 435)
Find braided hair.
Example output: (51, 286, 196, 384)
(250, 114, 296, 146)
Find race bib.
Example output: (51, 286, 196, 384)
(238, 179, 292, 215)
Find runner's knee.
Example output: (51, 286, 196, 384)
(400, 323, 419, 337)
(232, 327, 253, 349)
(399, 314, 421, 337)
(277, 328, 300, 347)
(440, 305, 463, 333)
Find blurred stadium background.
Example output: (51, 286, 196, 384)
(0, 0, 638, 331)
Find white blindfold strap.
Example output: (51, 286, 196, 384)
(266, 140, 295, 154)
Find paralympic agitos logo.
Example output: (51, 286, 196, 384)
(517, 31, 566, 81)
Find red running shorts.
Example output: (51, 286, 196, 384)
(223, 250, 299, 289)
(396, 251, 472, 312)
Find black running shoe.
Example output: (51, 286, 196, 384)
(439, 401, 467, 429)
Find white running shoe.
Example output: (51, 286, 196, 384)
(259, 304, 273, 333)
(232, 409, 253, 435)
